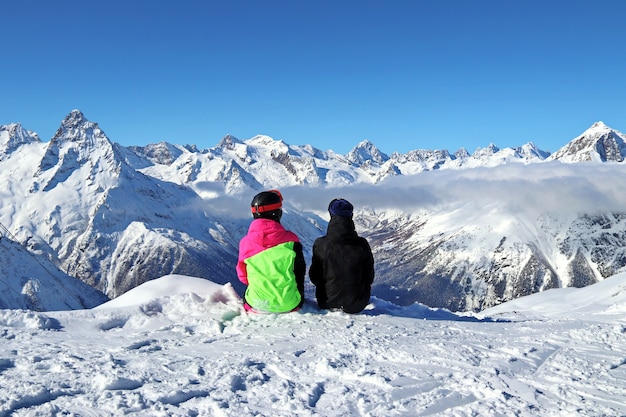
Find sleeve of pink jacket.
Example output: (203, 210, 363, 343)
(237, 233, 259, 285)
(236, 246, 249, 285)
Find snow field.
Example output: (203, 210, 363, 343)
(1, 274, 625, 416)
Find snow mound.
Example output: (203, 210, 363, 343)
(0, 310, 61, 330)
(483, 271, 626, 320)
(93, 274, 244, 333)
(97, 274, 241, 310)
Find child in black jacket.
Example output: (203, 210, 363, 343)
(309, 199, 375, 313)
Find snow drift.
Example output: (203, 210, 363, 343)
(0, 273, 624, 416)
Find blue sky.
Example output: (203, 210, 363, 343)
(2, 0, 625, 155)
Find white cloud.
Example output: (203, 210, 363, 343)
(285, 163, 626, 218)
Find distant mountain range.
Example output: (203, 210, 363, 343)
(1, 111, 625, 311)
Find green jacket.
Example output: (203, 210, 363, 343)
(237, 219, 305, 313)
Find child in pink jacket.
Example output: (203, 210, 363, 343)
(236, 190, 305, 313)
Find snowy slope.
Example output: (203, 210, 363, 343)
(0, 273, 624, 416)
(0, 234, 108, 310)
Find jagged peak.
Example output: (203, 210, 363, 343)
(590, 121, 609, 130)
(572, 121, 623, 144)
(515, 142, 534, 153)
(52, 109, 106, 144)
(299, 143, 327, 159)
(62, 109, 87, 127)
(184, 143, 200, 153)
(350, 139, 384, 155)
(354, 139, 376, 148)
(0, 123, 41, 147)
(548, 121, 626, 162)
(144, 140, 179, 151)
(346, 140, 389, 165)
(522, 141, 537, 148)
(516, 142, 551, 159)
(472, 143, 500, 157)
(129, 141, 184, 165)
(216, 134, 243, 150)
(455, 147, 470, 159)
(577, 121, 619, 140)
(37, 110, 121, 178)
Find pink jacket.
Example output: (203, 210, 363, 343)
(237, 219, 301, 283)
(237, 218, 306, 313)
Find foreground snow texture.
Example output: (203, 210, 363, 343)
(1, 275, 625, 416)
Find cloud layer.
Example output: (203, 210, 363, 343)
(284, 163, 626, 218)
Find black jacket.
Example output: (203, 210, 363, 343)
(309, 215, 375, 313)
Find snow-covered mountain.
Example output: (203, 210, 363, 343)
(365, 188, 626, 310)
(1, 111, 249, 302)
(548, 121, 626, 162)
(0, 123, 41, 157)
(1, 110, 625, 312)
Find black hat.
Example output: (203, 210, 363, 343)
(328, 198, 353, 218)
(251, 190, 283, 220)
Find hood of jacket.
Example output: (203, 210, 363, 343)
(326, 215, 358, 240)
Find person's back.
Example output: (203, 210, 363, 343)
(309, 199, 374, 313)
(237, 190, 305, 313)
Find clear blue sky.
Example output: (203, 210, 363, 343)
(2, 0, 625, 154)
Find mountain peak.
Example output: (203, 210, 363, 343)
(52, 109, 100, 143)
(248, 135, 284, 146)
(472, 143, 500, 158)
(40, 110, 119, 180)
(0, 123, 41, 154)
(577, 121, 613, 138)
(346, 140, 389, 165)
(62, 109, 87, 128)
(590, 121, 609, 130)
(517, 142, 551, 159)
(216, 134, 243, 151)
(129, 141, 183, 165)
(356, 139, 375, 147)
(549, 121, 626, 162)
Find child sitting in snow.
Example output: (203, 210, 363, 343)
(309, 198, 375, 314)
(236, 190, 305, 313)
